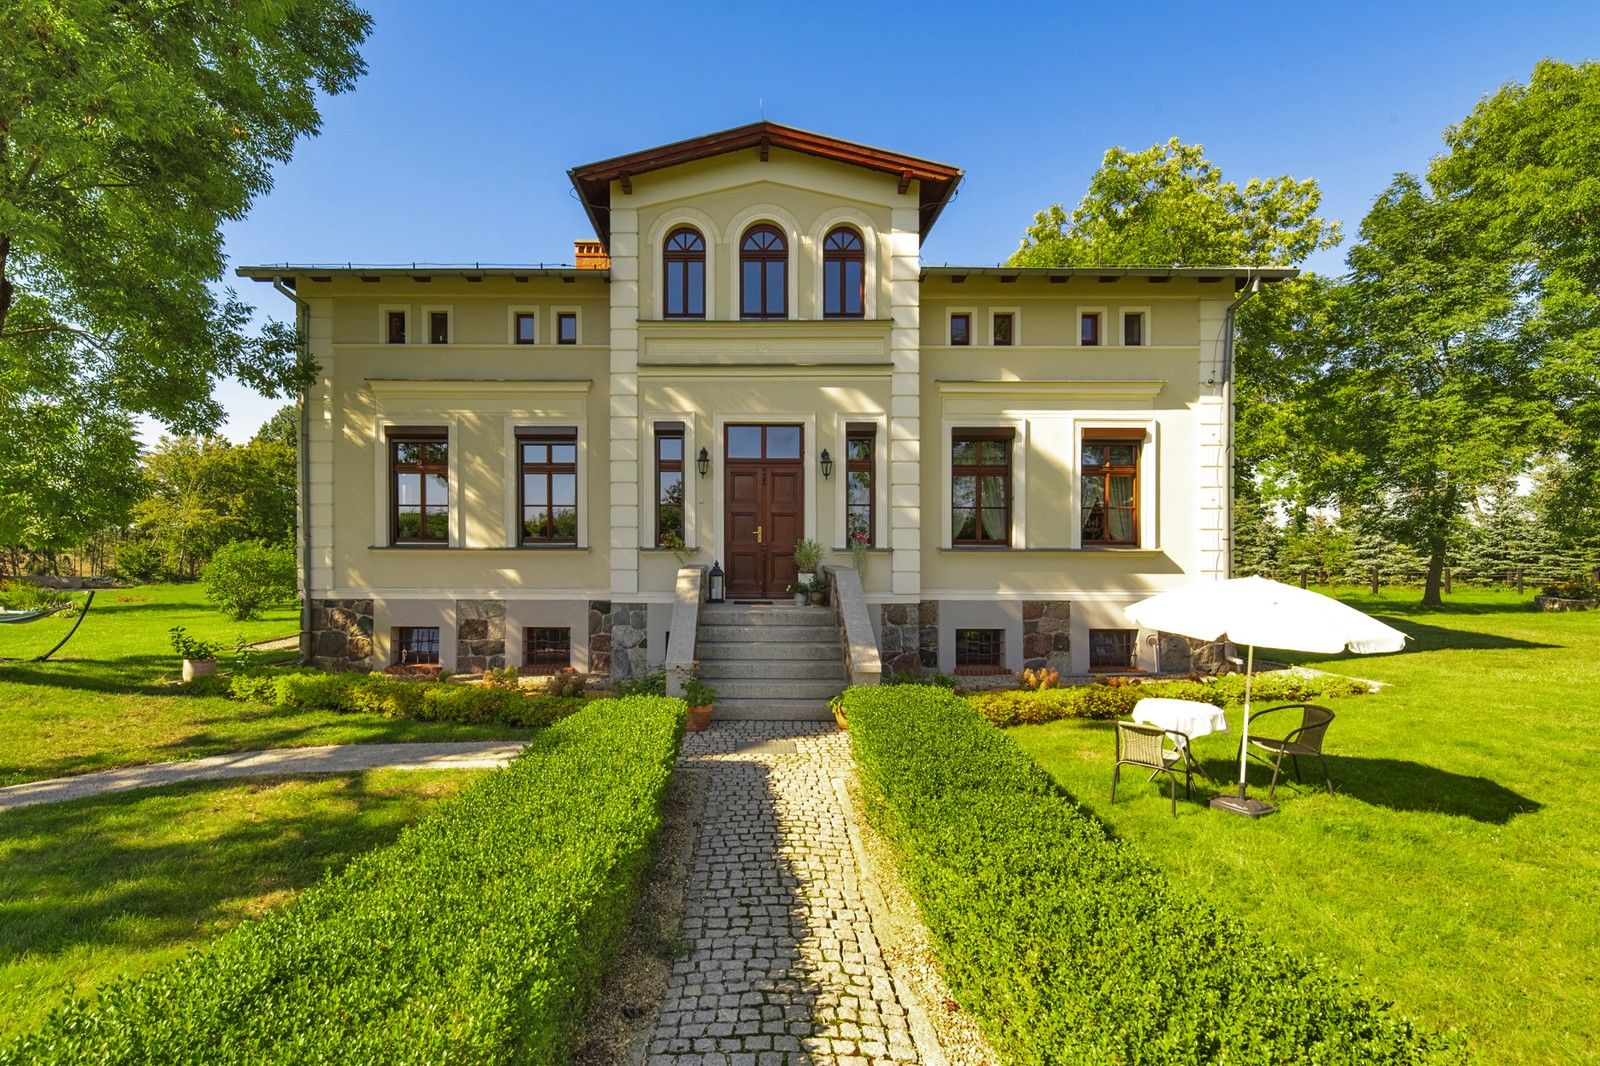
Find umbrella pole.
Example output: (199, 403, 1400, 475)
(1237, 645, 1254, 799)
(1209, 643, 1276, 817)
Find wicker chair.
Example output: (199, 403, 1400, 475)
(1243, 704, 1336, 799)
(1112, 720, 1192, 816)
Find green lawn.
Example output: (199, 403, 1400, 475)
(1012, 586, 1600, 1065)
(0, 768, 483, 1038)
(0, 584, 533, 787)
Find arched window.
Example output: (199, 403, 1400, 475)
(823, 227, 865, 317)
(740, 224, 787, 319)
(662, 227, 705, 318)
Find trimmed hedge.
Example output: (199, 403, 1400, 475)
(844, 686, 1453, 1065)
(968, 672, 1372, 728)
(1, 695, 685, 1064)
(229, 669, 583, 727)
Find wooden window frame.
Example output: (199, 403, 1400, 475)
(426, 309, 451, 345)
(394, 626, 441, 666)
(513, 311, 537, 345)
(1081, 429, 1143, 547)
(949, 312, 972, 346)
(663, 227, 707, 319)
(955, 628, 1006, 672)
(822, 226, 866, 318)
(951, 428, 1013, 547)
(991, 310, 1016, 346)
(1089, 628, 1139, 672)
(384, 309, 408, 345)
(739, 224, 788, 320)
(389, 428, 448, 545)
(654, 422, 685, 547)
(845, 423, 875, 548)
(1121, 309, 1149, 347)
(517, 428, 579, 546)
(556, 311, 578, 345)
(1080, 311, 1102, 346)
(523, 627, 573, 672)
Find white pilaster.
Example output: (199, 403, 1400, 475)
(609, 205, 642, 596)
(887, 204, 923, 598)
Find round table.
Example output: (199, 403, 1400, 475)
(1132, 697, 1230, 741)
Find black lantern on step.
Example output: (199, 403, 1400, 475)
(819, 448, 834, 479)
(706, 561, 726, 603)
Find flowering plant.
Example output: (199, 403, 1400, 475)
(849, 529, 870, 574)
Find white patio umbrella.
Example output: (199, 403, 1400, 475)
(1123, 576, 1408, 816)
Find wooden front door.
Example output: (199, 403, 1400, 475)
(724, 424, 804, 598)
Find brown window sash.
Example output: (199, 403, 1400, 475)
(556, 312, 578, 345)
(390, 430, 449, 544)
(1081, 312, 1101, 346)
(993, 312, 1014, 346)
(740, 224, 788, 319)
(845, 428, 875, 547)
(386, 310, 407, 345)
(823, 227, 865, 318)
(950, 313, 971, 346)
(663, 228, 706, 319)
(655, 425, 685, 546)
(1081, 435, 1140, 546)
(517, 429, 579, 545)
(951, 429, 1012, 547)
(514, 312, 536, 345)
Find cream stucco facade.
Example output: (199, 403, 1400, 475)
(242, 123, 1290, 681)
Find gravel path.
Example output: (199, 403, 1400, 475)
(0, 741, 529, 811)
(644, 721, 944, 1065)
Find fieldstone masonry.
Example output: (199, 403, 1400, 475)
(591, 599, 649, 680)
(307, 598, 373, 672)
(454, 599, 506, 673)
(1021, 599, 1071, 672)
(876, 602, 937, 675)
(647, 722, 928, 1064)
(1157, 633, 1228, 676)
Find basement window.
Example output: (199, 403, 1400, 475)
(524, 627, 572, 672)
(394, 626, 440, 666)
(955, 628, 1006, 674)
(1089, 628, 1138, 671)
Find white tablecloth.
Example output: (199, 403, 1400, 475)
(1132, 698, 1229, 744)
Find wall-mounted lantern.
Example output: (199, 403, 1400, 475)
(697, 446, 710, 478)
(706, 561, 726, 603)
(819, 449, 834, 479)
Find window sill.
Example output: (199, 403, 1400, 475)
(368, 545, 590, 552)
(937, 546, 1162, 554)
(639, 546, 702, 553)
(828, 546, 891, 553)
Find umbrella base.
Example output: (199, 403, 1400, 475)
(1209, 794, 1278, 818)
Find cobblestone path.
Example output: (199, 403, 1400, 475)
(645, 721, 932, 1065)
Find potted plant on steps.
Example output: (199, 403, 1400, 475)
(789, 580, 809, 606)
(683, 678, 718, 732)
(793, 538, 823, 587)
(170, 626, 221, 682)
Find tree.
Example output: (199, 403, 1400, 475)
(134, 435, 296, 578)
(254, 405, 300, 450)
(203, 540, 296, 620)
(1009, 138, 1339, 268)
(1430, 60, 1600, 537)
(0, 0, 371, 435)
(1231, 494, 1282, 579)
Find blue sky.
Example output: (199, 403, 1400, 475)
(205, 0, 1599, 441)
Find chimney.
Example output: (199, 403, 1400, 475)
(574, 240, 610, 270)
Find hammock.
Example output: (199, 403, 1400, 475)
(0, 603, 74, 624)
(0, 591, 95, 662)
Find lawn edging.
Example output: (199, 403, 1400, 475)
(0, 695, 685, 1064)
(843, 684, 1456, 1065)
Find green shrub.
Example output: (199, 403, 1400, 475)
(113, 539, 169, 583)
(201, 540, 296, 620)
(228, 669, 582, 728)
(1539, 578, 1599, 600)
(966, 672, 1371, 728)
(0, 696, 685, 1064)
(0, 581, 73, 612)
(843, 686, 1450, 1064)
(616, 669, 667, 697)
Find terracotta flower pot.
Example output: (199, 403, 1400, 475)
(832, 704, 848, 731)
(686, 704, 714, 732)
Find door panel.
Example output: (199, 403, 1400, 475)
(723, 425, 805, 598)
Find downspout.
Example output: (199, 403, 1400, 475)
(1220, 271, 1262, 580)
(274, 277, 314, 665)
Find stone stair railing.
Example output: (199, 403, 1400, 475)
(665, 566, 704, 698)
(822, 564, 881, 688)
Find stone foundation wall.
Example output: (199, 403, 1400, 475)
(455, 599, 506, 674)
(308, 598, 374, 672)
(878, 601, 937, 674)
(1021, 600, 1071, 672)
(1158, 633, 1228, 676)
(590, 599, 648, 679)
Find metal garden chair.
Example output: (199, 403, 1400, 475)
(1112, 720, 1193, 816)
(1242, 703, 1336, 799)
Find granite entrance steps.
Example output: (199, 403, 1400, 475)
(696, 604, 845, 721)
